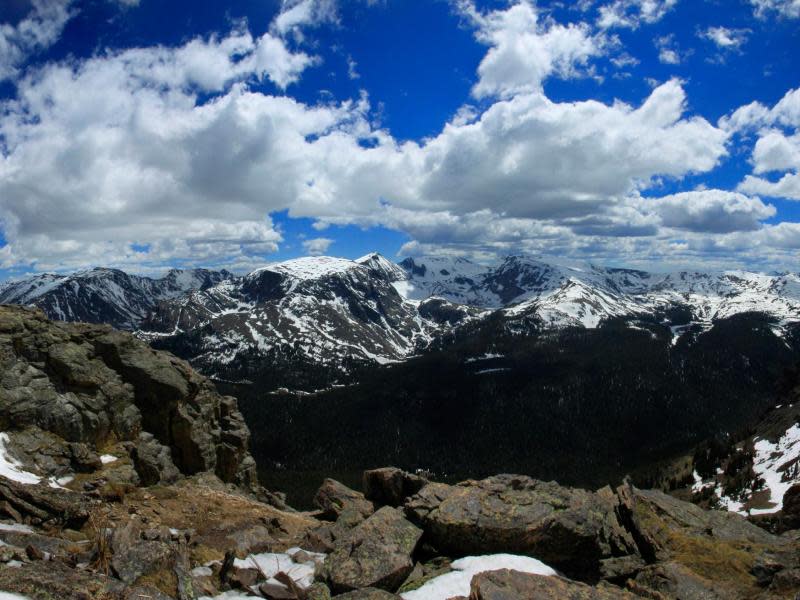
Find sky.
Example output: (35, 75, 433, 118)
(0, 0, 798, 279)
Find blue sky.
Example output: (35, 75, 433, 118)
(0, 0, 799, 279)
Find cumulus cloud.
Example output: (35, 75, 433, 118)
(597, 0, 678, 29)
(724, 88, 800, 201)
(456, 0, 603, 98)
(650, 190, 775, 233)
(302, 237, 334, 255)
(0, 0, 74, 81)
(0, 0, 791, 272)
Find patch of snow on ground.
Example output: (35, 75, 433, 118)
(0, 593, 34, 600)
(0, 523, 35, 533)
(475, 368, 511, 375)
(749, 424, 800, 515)
(0, 433, 41, 485)
(691, 470, 714, 493)
(231, 548, 325, 591)
(465, 353, 504, 363)
(400, 554, 556, 600)
(100, 454, 118, 465)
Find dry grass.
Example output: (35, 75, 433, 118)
(88, 510, 113, 575)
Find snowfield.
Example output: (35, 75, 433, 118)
(400, 554, 557, 600)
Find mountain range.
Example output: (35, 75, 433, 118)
(2, 254, 798, 385)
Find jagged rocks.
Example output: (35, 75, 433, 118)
(780, 483, 800, 530)
(315, 478, 374, 521)
(466, 569, 639, 599)
(362, 468, 428, 508)
(615, 482, 800, 599)
(0, 476, 89, 528)
(0, 305, 257, 488)
(131, 432, 181, 486)
(0, 560, 174, 600)
(324, 506, 423, 593)
(404, 475, 638, 581)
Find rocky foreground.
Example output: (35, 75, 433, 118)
(1, 305, 799, 600)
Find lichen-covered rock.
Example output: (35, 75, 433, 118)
(467, 569, 638, 599)
(616, 481, 800, 599)
(0, 305, 258, 488)
(325, 506, 423, 593)
(404, 475, 638, 581)
(315, 478, 374, 521)
(363, 467, 428, 508)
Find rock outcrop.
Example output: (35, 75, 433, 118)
(404, 474, 638, 582)
(466, 569, 638, 599)
(324, 506, 422, 593)
(0, 305, 257, 489)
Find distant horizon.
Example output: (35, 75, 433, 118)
(2, 251, 799, 285)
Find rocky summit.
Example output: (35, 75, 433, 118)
(0, 307, 799, 600)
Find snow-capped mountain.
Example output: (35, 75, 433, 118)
(0, 267, 232, 330)
(2, 254, 799, 375)
(139, 255, 475, 377)
(400, 255, 800, 332)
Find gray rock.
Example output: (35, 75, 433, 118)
(0, 305, 258, 489)
(404, 475, 637, 582)
(325, 506, 422, 593)
(131, 432, 180, 486)
(468, 569, 638, 599)
(315, 478, 374, 521)
(362, 467, 428, 508)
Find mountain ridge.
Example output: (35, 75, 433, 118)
(1, 254, 798, 384)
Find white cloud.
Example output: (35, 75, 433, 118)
(750, 0, 800, 18)
(738, 173, 800, 200)
(0, 0, 74, 82)
(457, 0, 603, 98)
(597, 0, 678, 29)
(272, 0, 339, 39)
(651, 190, 775, 233)
(0, 0, 792, 272)
(655, 34, 684, 65)
(701, 26, 749, 51)
(302, 237, 334, 255)
(725, 88, 800, 201)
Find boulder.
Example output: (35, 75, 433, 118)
(363, 468, 428, 508)
(315, 478, 374, 521)
(325, 506, 423, 593)
(306, 582, 333, 600)
(0, 475, 89, 528)
(0, 559, 174, 600)
(615, 481, 800, 599)
(0, 305, 258, 488)
(780, 483, 800, 530)
(467, 569, 638, 599)
(131, 432, 180, 486)
(304, 506, 366, 553)
(404, 475, 638, 581)
(627, 562, 727, 599)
